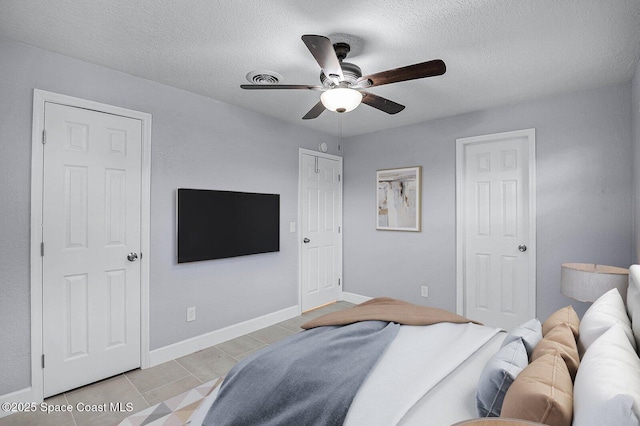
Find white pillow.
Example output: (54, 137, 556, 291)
(627, 281, 640, 349)
(627, 275, 639, 319)
(578, 288, 635, 356)
(573, 323, 640, 426)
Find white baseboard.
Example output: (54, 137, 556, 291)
(149, 305, 300, 367)
(0, 387, 35, 419)
(340, 292, 372, 305)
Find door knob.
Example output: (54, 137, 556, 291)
(303, 238, 310, 244)
(127, 252, 139, 262)
(518, 245, 527, 252)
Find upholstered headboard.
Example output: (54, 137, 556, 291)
(627, 264, 640, 349)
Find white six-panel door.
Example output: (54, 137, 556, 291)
(300, 151, 342, 312)
(42, 102, 143, 396)
(456, 129, 536, 330)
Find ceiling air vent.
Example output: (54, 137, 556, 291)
(246, 70, 283, 85)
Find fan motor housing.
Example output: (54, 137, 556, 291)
(320, 61, 362, 88)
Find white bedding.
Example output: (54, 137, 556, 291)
(399, 331, 505, 425)
(189, 322, 501, 425)
(345, 322, 500, 426)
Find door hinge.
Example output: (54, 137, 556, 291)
(338, 174, 341, 182)
(42, 130, 47, 145)
(338, 278, 341, 286)
(40, 242, 44, 257)
(41, 354, 45, 369)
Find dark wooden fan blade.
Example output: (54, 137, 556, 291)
(356, 59, 446, 88)
(241, 84, 324, 91)
(301, 35, 344, 82)
(302, 101, 326, 120)
(361, 91, 405, 114)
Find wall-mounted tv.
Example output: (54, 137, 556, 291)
(177, 188, 280, 263)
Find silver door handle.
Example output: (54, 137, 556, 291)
(127, 252, 139, 262)
(303, 238, 310, 244)
(518, 245, 527, 252)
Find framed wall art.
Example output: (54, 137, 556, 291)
(376, 166, 421, 231)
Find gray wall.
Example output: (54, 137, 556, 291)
(343, 82, 633, 322)
(633, 58, 640, 263)
(0, 37, 339, 395)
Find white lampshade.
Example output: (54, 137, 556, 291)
(561, 263, 629, 303)
(320, 88, 362, 113)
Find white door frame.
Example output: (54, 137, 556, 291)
(297, 148, 343, 312)
(30, 89, 152, 402)
(455, 128, 536, 319)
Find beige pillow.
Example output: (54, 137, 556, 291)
(542, 306, 579, 338)
(531, 322, 580, 380)
(501, 351, 573, 426)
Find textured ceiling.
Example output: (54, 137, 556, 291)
(1, 0, 639, 137)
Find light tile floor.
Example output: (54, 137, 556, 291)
(0, 301, 353, 426)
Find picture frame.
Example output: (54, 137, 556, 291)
(376, 166, 421, 231)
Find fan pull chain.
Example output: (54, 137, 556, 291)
(338, 114, 343, 152)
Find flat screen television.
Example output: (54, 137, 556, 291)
(177, 188, 280, 263)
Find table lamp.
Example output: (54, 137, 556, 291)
(561, 263, 629, 303)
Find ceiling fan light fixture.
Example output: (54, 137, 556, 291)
(320, 87, 362, 113)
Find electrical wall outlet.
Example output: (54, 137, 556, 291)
(421, 286, 429, 298)
(187, 306, 196, 322)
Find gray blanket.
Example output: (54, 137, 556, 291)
(203, 320, 399, 426)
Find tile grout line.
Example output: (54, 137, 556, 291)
(61, 392, 79, 426)
(215, 342, 267, 358)
(138, 374, 204, 405)
(124, 360, 193, 395)
(173, 359, 193, 377)
(175, 360, 204, 386)
(246, 333, 272, 346)
(230, 344, 270, 362)
(122, 373, 151, 410)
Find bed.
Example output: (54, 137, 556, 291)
(188, 265, 640, 426)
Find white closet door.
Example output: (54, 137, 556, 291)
(42, 102, 142, 396)
(300, 152, 342, 312)
(457, 129, 536, 330)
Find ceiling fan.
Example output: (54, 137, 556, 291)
(240, 35, 446, 120)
